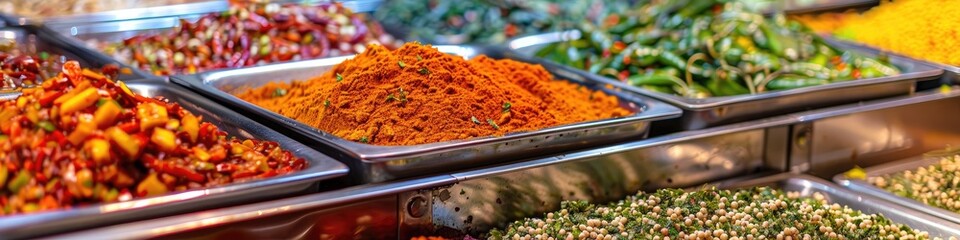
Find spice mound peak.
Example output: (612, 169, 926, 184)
(237, 43, 632, 146)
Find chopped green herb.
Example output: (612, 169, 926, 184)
(37, 121, 55, 132)
(398, 60, 406, 69)
(398, 87, 408, 102)
(502, 102, 512, 113)
(471, 116, 481, 125)
(386, 94, 396, 102)
(359, 136, 369, 143)
(418, 68, 430, 75)
(96, 98, 108, 107)
(273, 88, 288, 97)
(323, 100, 330, 107)
(39, 51, 49, 60)
(336, 73, 344, 82)
(486, 119, 500, 130)
(416, 55, 422, 61)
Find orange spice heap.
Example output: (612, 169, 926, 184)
(236, 43, 632, 146)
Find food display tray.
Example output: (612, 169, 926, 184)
(172, 45, 682, 183)
(506, 31, 944, 131)
(6, 0, 228, 26)
(714, 174, 960, 237)
(0, 81, 348, 239)
(834, 155, 960, 225)
(0, 25, 148, 81)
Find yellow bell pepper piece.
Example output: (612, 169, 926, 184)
(106, 127, 140, 157)
(60, 88, 100, 116)
(151, 127, 177, 152)
(193, 147, 211, 162)
(136, 173, 168, 197)
(85, 139, 111, 164)
(67, 121, 96, 146)
(137, 102, 169, 132)
(93, 99, 122, 128)
(181, 113, 199, 143)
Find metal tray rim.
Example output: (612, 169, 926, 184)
(833, 155, 960, 224)
(176, 47, 682, 163)
(9, 0, 228, 26)
(0, 81, 349, 236)
(506, 31, 944, 110)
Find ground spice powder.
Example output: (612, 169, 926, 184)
(235, 43, 632, 146)
(793, 0, 960, 66)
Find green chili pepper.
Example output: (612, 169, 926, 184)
(628, 74, 681, 86)
(38, 121, 55, 132)
(678, 0, 716, 17)
(8, 169, 31, 193)
(766, 76, 830, 90)
(809, 53, 829, 66)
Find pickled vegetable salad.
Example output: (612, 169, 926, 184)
(536, 1, 900, 98)
(0, 61, 307, 215)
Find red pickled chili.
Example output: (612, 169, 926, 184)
(0, 60, 307, 216)
(102, 2, 397, 76)
(0, 44, 69, 90)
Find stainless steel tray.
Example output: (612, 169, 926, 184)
(715, 173, 960, 238)
(0, 25, 148, 81)
(834, 155, 960, 225)
(507, 31, 944, 131)
(172, 45, 681, 183)
(7, 0, 227, 26)
(0, 81, 348, 239)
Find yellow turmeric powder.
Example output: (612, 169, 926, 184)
(793, 0, 960, 66)
(235, 43, 632, 146)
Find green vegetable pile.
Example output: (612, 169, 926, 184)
(535, 0, 901, 98)
(488, 187, 935, 240)
(870, 155, 960, 214)
(374, 0, 634, 44)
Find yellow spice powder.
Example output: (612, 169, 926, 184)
(793, 0, 960, 66)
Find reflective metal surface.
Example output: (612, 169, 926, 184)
(507, 31, 943, 131)
(835, 156, 960, 225)
(11, 0, 228, 26)
(717, 174, 960, 238)
(431, 129, 766, 235)
(173, 45, 681, 183)
(0, 82, 348, 239)
(806, 87, 960, 178)
(0, 25, 147, 81)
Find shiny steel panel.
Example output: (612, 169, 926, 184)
(507, 31, 943, 130)
(173, 45, 681, 183)
(0, 82, 348, 239)
(835, 156, 960, 225)
(10, 1, 228, 26)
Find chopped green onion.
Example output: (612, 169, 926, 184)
(486, 119, 499, 130)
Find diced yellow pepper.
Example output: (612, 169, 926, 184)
(67, 121, 96, 146)
(15, 97, 27, 109)
(193, 147, 211, 162)
(137, 102, 169, 132)
(106, 127, 140, 157)
(60, 88, 100, 116)
(93, 99, 122, 128)
(164, 119, 180, 130)
(85, 139, 111, 164)
(136, 173, 168, 197)
(118, 81, 134, 97)
(181, 113, 199, 143)
(151, 127, 177, 152)
(81, 69, 111, 83)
